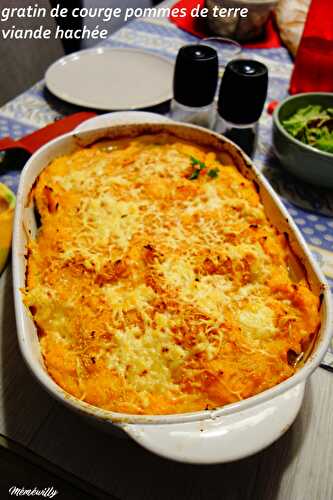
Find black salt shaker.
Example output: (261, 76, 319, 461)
(171, 44, 219, 128)
(215, 59, 268, 157)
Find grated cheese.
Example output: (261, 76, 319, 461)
(23, 133, 321, 415)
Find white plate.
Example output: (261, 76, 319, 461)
(75, 111, 171, 132)
(45, 47, 174, 111)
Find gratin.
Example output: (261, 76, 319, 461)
(23, 133, 321, 415)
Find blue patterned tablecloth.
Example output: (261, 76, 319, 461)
(1, 15, 332, 360)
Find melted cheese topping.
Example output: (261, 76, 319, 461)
(24, 134, 321, 415)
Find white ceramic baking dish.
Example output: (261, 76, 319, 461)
(13, 121, 332, 464)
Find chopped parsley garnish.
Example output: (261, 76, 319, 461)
(190, 156, 206, 170)
(282, 105, 333, 154)
(188, 156, 219, 180)
(207, 168, 219, 178)
(188, 169, 201, 180)
(188, 156, 206, 180)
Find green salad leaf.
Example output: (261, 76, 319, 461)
(282, 104, 333, 154)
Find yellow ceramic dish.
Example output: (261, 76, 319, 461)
(0, 183, 15, 274)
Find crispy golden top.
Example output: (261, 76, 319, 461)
(24, 134, 320, 415)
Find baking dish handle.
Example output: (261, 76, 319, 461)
(121, 383, 305, 464)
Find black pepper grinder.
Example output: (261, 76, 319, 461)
(171, 44, 219, 128)
(215, 59, 268, 157)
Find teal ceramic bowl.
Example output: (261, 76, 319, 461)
(273, 93, 333, 188)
